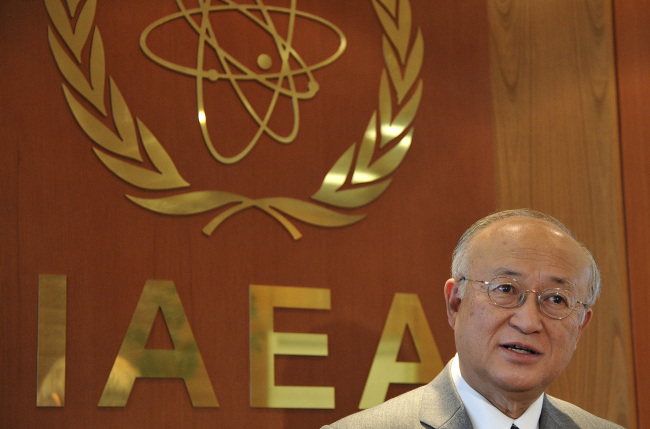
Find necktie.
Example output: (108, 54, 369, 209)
(511, 425, 519, 429)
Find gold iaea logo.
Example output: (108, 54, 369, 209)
(45, 0, 423, 240)
(140, 1, 346, 165)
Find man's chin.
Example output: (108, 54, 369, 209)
(491, 371, 549, 397)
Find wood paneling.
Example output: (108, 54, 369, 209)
(614, 0, 650, 427)
(3, 0, 642, 426)
(0, 1, 495, 427)
(488, 0, 636, 427)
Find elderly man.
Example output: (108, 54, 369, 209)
(322, 209, 623, 429)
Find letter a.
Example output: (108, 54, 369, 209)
(98, 280, 218, 407)
(359, 293, 443, 409)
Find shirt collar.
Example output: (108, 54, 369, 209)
(450, 354, 544, 429)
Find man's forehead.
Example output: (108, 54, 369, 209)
(467, 216, 591, 284)
(476, 216, 569, 240)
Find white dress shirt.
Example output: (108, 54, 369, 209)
(450, 354, 544, 429)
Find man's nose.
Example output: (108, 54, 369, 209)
(510, 290, 543, 333)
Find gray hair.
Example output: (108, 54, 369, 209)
(451, 209, 601, 307)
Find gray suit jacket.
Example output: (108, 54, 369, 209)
(322, 362, 624, 428)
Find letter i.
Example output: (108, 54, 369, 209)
(36, 275, 66, 406)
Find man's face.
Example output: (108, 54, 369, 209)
(444, 217, 593, 404)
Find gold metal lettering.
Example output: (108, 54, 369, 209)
(37, 275, 67, 407)
(98, 280, 218, 407)
(358, 293, 443, 409)
(250, 285, 333, 408)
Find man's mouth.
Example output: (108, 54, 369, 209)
(502, 344, 539, 355)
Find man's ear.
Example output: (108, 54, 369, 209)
(575, 307, 593, 344)
(444, 278, 462, 329)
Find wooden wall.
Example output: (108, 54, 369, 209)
(614, 0, 650, 428)
(1, 1, 495, 427)
(1, 0, 645, 427)
(488, 1, 636, 427)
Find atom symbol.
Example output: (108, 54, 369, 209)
(140, 0, 347, 164)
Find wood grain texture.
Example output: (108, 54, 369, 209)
(0, 1, 496, 427)
(488, 0, 636, 427)
(613, 0, 650, 427)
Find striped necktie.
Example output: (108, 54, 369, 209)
(511, 425, 519, 429)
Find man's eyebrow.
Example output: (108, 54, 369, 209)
(493, 269, 576, 290)
(549, 276, 575, 290)
(493, 267, 521, 278)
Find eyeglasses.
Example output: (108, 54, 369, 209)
(459, 276, 588, 320)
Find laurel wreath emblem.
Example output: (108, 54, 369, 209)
(45, 0, 423, 240)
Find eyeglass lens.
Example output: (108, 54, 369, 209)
(487, 277, 576, 319)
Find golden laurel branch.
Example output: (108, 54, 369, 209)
(45, 0, 423, 240)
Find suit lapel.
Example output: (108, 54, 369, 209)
(539, 396, 579, 429)
(419, 361, 473, 429)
